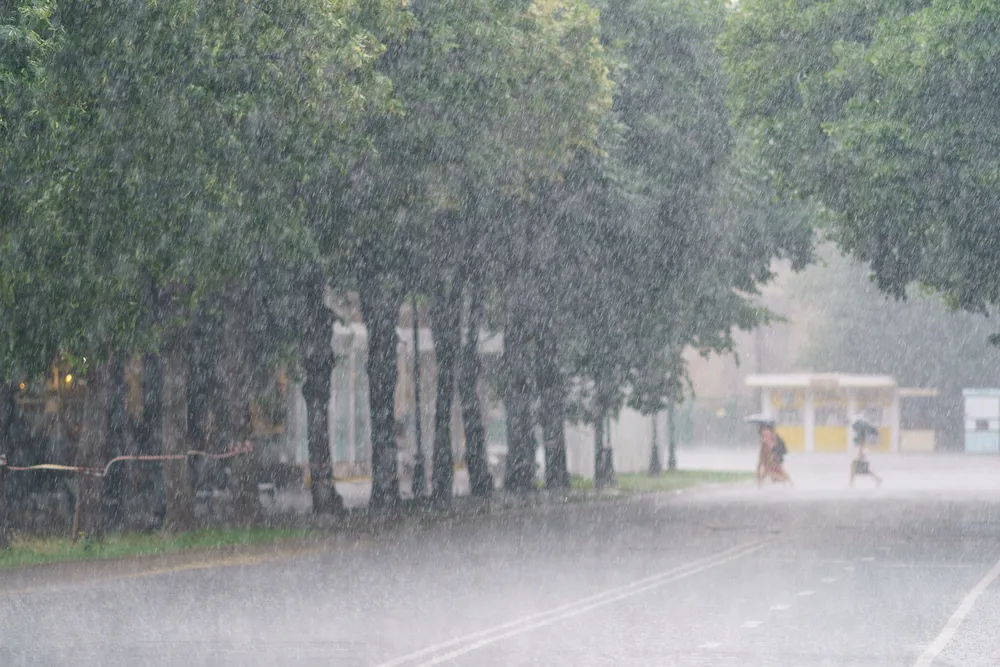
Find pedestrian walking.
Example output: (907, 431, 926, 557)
(850, 419, 883, 487)
(747, 415, 792, 486)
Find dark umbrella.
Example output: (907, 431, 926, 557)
(852, 419, 879, 445)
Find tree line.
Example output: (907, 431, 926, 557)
(725, 0, 1000, 340)
(0, 0, 814, 534)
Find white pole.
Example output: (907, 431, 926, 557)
(891, 389, 901, 453)
(847, 389, 858, 450)
(761, 388, 773, 419)
(327, 328, 341, 467)
(804, 388, 815, 453)
(348, 345, 357, 465)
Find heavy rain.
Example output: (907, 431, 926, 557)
(1, 0, 999, 665)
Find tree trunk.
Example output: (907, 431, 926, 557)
(411, 293, 427, 499)
(429, 280, 461, 503)
(459, 285, 492, 497)
(136, 352, 164, 528)
(667, 402, 677, 472)
(162, 336, 194, 532)
(0, 452, 7, 550)
(0, 383, 13, 549)
(303, 281, 343, 514)
(605, 417, 617, 484)
(502, 307, 535, 492)
(594, 415, 605, 489)
(103, 354, 131, 530)
(303, 355, 341, 513)
(535, 318, 569, 490)
(138, 354, 162, 454)
(223, 298, 261, 525)
(649, 413, 662, 476)
(594, 407, 616, 489)
(0, 382, 14, 452)
(188, 308, 222, 494)
(227, 399, 258, 524)
(74, 356, 113, 542)
(358, 270, 402, 511)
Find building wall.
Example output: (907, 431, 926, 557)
(963, 390, 1000, 454)
(565, 409, 667, 479)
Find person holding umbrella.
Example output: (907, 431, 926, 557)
(850, 418, 883, 487)
(747, 415, 792, 486)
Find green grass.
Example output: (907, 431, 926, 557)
(0, 527, 317, 572)
(2, 470, 751, 572)
(569, 469, 753, 493)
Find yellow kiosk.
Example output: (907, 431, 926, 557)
(745, 374, 901, 453)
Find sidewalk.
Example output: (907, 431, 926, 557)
(269, 469, 473, 513)
(675, 446, 1000, 495)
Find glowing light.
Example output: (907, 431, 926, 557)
(19, 382, 25, 391)
(65, 374, 73, 385)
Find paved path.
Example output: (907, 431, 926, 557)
(301, 447, 970, 511)
(3, 452, 1000, 666)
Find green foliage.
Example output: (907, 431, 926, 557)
(724, 0, 1000, 318)
(0, 0, 62, 378)
(347, 0, 614, 273)
(555, 0, 814, 421)
(1, 0, 407, 376)
(0, 0, 822, 503)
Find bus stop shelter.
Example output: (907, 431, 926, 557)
(745, 374, 935, 453)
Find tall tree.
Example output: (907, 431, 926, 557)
(522, 0, 816, 488)
(0, 1, 69, 383)
(723, 0, 1000, 314)
(429, 265, 463, 502)
(350, 0, 612, 500)
(458, 282, 493, 496)
(356, 239, 408, 509)
(300, 277, 344, 514)
(72, 355, 113, 541)
(3, 0, 406, 525)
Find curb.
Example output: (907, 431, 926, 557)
(0, 477, 749, 583)
(0, 536, 344, 594)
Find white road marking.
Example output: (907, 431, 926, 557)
(861, 556, 875, 562)
(774, 558, 969, 570)
(797, 590, 815, 597)
(770, 603, 791, 611)
(821, 577, 839, 584)
(742, 620, 763, 628)
(373, 539, 773, 667)
(698, 642, 722, 649)
(888, 563, 975, 570)
(911, 554, 1000, 667)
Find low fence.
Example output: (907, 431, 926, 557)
(0, 443, 253, 544)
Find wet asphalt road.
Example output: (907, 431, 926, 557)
(3, 453, 1000, 667)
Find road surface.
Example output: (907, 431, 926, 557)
(3, 451, 1000, 666)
